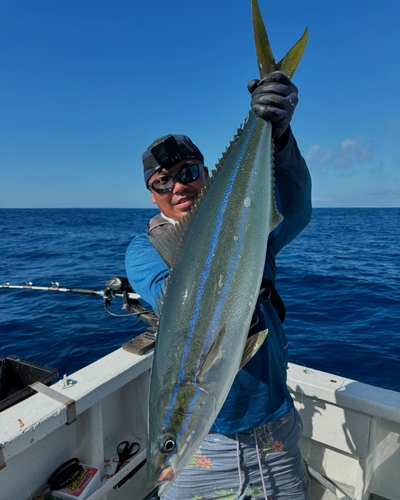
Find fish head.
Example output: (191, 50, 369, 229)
(146, 382, 216, 493)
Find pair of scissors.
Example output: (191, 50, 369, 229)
(115, 441, 140, 474)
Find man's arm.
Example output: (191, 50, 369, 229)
(270, 128, 312, 255)
(248, 71, 312, 255)
(125, 233, 169, 312)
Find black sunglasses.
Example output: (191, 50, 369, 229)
(147, 163, 203, 194)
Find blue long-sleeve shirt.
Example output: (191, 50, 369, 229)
(125, 130, 312, 433)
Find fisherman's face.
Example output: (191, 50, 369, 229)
(148, 159, 209, 221)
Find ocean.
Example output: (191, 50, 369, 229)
(1, 208, 399, 392)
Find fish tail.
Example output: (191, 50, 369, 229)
(251, 0, 308, 79)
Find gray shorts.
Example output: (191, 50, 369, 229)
(161, 407, 309, 499)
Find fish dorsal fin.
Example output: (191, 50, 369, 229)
(149, 218, 190, 269)
(196, 325, 226, 381)
(252, 0, 308, 79)
(239, 329, 268, 370)
(154, 277, 168, 318)
(212, 123, 246, 178)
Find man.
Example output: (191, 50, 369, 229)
(126, 71, 312, 499)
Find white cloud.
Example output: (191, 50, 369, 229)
(305, 144, 333, 168)
(366, 187, 400, 203)
(305, 137, 374, 170)
(337, 138, 374, 167)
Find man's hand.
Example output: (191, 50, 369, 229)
(248, 71, 298, 148)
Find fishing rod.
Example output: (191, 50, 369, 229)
(0, 277, 157, 327)
(1, 281, 111, 297)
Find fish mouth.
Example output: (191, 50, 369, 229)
(157, 464, 175, 483)
(156, 465, 175, 495)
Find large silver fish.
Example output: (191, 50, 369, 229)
(146, 0, 308, 493)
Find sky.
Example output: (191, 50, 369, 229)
(1, 0, 399, 208)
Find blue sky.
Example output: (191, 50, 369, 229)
(1, 0, 399, 208)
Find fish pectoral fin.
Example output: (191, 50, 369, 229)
(197, 325, 226, 380)
(239, 329, 268, 370)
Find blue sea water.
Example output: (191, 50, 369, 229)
(0, 208, 399, 392)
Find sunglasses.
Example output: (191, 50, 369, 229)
(147, 163, 203, 194)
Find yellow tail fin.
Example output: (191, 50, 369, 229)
(251, 0, 308, 79)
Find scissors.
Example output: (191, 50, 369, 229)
(115, 441, 140, 474)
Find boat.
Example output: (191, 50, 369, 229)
(1, 317, 400, 500)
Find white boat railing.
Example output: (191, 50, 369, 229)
(0, 347, 153, 500)
(287, 363, 400, 500)
(1, 350, 400, 500)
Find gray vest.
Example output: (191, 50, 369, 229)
(146, 213, 173, 237)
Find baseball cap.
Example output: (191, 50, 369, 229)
(142, 134, 204, 184)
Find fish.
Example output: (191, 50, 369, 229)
(146, 0, 308, 494)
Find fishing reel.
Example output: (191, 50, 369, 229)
(104, 276, 133, 298)
(103, 277, 158, 327)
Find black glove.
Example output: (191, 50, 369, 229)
(248, 71, 298, 142)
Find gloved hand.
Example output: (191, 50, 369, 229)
(248, 71, 298, 143)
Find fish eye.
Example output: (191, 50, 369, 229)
(160, 436, 176, 454)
